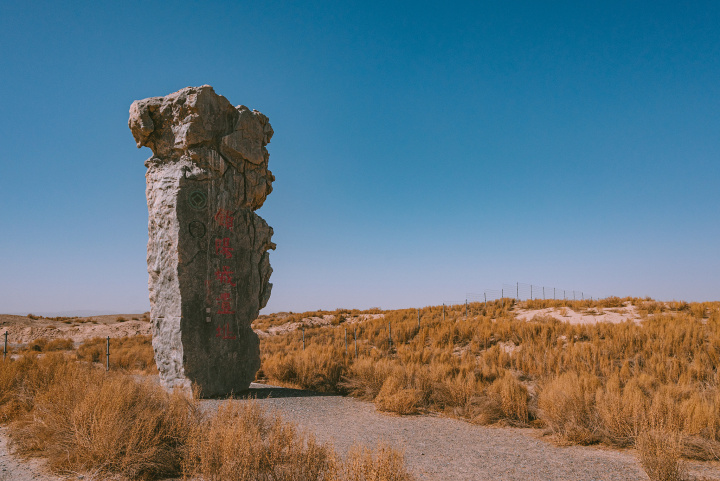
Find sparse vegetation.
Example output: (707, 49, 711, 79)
(258, 298, 720, 464)
(77, 335, 157, 373)
(0, 352, 413, 480)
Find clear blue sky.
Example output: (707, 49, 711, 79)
(1, 0, 718, 314)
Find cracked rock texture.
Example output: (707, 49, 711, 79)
(129, 85, 274, 396)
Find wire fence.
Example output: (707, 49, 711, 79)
(442, 281, 592, 308)
(2, 333, 111, 371)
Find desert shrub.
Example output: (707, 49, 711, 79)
(184, 401, 338, 481)
(0, 350, 415, 480)
(538, 372, 600, 444)
(374, 375, 423, 415)
(258, 297, 720, 460)
(77, 335, 156, 373)
(44, 338, 74, 351)
(637, 430, 687, 481)
(25, 338, 48, 352)
(489, 372, 530, 425)
(341, 358, 395, 400)
(262, 344, 348, 392)
(344, 443, 414, 481)
(10, 362, 197, 479)
(0, 354, 72, 421)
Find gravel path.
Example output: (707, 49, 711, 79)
(0, 427, 68, 481)
(202, 383, 720, 481)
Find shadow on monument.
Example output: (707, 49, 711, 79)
(228, 382, 339, 400)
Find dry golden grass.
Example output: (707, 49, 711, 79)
(344, 443, 414, 481)
(185, 401, 338, 481)
(0, 350, 414, 480)
(258, 299, 720, 464)
(77, 335, 157, 373)
(637, 430, 688, 481)
(9, 357, 195, 479)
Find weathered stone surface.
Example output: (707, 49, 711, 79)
(129, 85, 275, 396)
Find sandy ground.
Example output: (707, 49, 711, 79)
(0, 427, 69, 481)
(514, 303, 642, 325)
(207, 383, 720, 481)
(0, 314, 150, 345)
(0, 307, 714, 480)
(257, 313, 385, 337)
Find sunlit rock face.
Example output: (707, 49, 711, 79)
(129, 85, 274, 396)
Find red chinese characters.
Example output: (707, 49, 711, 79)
(214, 208, 234, 230)
(215, 266, 236, 286)
(215, 238, 233, 259)
(216, 293, 235, 315)
(216, 323, 236, 340)
(211, 208, 237, 339)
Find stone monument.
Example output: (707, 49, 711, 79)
(128, 85, 274, 396)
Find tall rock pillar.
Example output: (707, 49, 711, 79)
(128, 86, 274, 396)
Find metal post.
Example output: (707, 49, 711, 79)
(442, 304, 445, 321)
(554, 287, 556, 300)
(388, 323, 392, 350)
(573, 291, 576, 301)
(484, 293, 487, 305)
(582, 292, 584, 300)
(354, 328, 358, 359)
(417, 308, 420, 328)
(564, 290, 566, 300)
(531, 285, 533, 300)
(465, 299, 468, 318)
(543, 286, 545, 300)
(3, 332, 7, 360)
(516, 282, 519, 300)
(302, 328, 305, 350)
(106, 336, 110, 371)
(345, 328, 347, 354)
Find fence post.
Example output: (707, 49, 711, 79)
(484, 293, 487, 305)
(465, 299, 468, 318)
(564, 290, 566, 300)
(543, 286, 545, 300)
(516, 282, 519, 300)
(354, 328, 358, 359)
(106, 336, 110, 372)
(442, 304, 445, 322)
(554, 287, 556, 300)
(345, 328, 347, 354)
(417, 308, 420, 328)
(501, 289, 504, 308)
(302, 328, 305, 350)
(3, 332, 7, 360)
(388, 323, 392, 351)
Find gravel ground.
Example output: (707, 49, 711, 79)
(3, 381, 720, 481)
(202, 383, 720, 481)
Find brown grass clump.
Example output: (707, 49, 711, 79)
(374, 375, 423, 415)
(44, 338, 74, 351)
(538, 372, 600, 444)
(77, 335, 156, 373)
(256, 298, 720, 465)
(637, 430, 687, 481)
(344, 443, 414, 481)
(261, 344, 348, 392)
(0, 354, 72, 422)
(185, 401, 338, 481)
(0, 351, 415, 480)
(9, 356, 196, 479)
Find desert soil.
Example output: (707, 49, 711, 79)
(207, 383, 720, 481)
(1, 308, 717, 481)
(0, 314, 150, 346)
